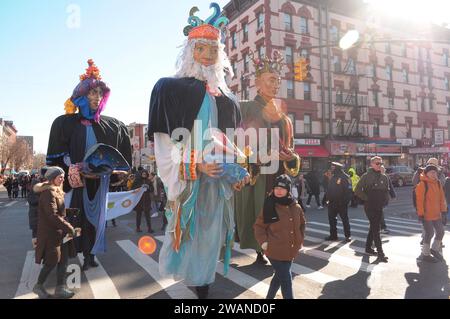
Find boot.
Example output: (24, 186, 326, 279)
(195, 285, 209, 299)
(420, 243, 438, 262)
(325, 235, 338, 241)
(89, 255, 99, 268)
(256, 252, 268, 264)
(54, 285, 75, 299)
(32, 283, 50, 299)
(365, 248, 377, 256)
(375, 253, 388, 263)
(431, 240, 444, 261)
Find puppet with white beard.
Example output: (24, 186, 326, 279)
(148, 3, 247, 299)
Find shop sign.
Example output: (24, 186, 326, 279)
(434, 130, 444, 146)
(356, 143, 401, 155)
(409, 146, 449, 154)
(396, 138, 416, 147)
(295, 139, 321, 146)
(327, 141, 357, 156)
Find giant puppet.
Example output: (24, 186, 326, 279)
(235, 51, 301, 264)
(46, 60, 132, 270)
(148, 3, 248, 299)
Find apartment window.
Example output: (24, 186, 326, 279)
(348, 58, 356, 74)
(285, 46, 293, 65)
(242, 22, 248, 42)
(400, 43, 407, 57)
(287, 80, 295, 99)
(336, 87, 343, 104)
(402, 68, 409, 83)
(304, 114, 312, 134)
(369, 63, 377, 78)
(419, 73, 424, 84)
(429, 97, 433, 111)
(373, 90, 379, 107)
(337, 118, 344, 136)
(373, 119, 380, 137)
(242, 81, 249, 100)
(406, 121, 412, 138)
(386, 65, 393, 81)
(300, 49, 309, 59)
(444, 52, 449, 66)
(300, 17, 308, 34)
(388, 92, 395, 109)
(428, 76, 433, 89)
(257, 12, 264, 31)
(257, 45, 265, 59)
(389, 121, 396, 138)
(330, 26, 339, 42)
(333, 56, 342, 73)
(231, 61, 237, 78)
(243, 53, 249, 73)
(445, 76, 450, 91)
(385, 42, 391, 54)
(231, 32, 237, 49)
(422, 123, 427, 136)
(420, 97, 426, 112)
(426, 48, 431, 61)
(447, 100, 450, 115)
(304, 82, 311, 100)
(284, 13, 292, 31)
(405, 96, 411, 111)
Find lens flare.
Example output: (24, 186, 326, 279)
(138, 236, 157, 255)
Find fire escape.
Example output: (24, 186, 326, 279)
(334, 52, 369, 138)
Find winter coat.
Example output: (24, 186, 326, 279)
(354, 168, 390, 209)
(327, 169, 352, 206)
(35, 183, 75, 266)
(253, 202, 306, 261)
(444, 177, 450, 206)
(415, 174, 447, 221)
(132, 177, 153, 212)
(348, 168, 360, 192)
(28, 179, 44, 238)
(305, 172, 320, 194)
(413, 168, 446, 186)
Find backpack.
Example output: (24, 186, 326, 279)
(412, 181, 428, 210)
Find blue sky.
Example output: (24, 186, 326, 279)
(0, 0, 229, 153)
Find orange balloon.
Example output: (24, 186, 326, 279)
(138, 236, 157, 255)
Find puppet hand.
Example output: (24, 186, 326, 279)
(261, 242, 268, 251)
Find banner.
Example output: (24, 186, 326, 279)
(106, 186, 147, 221)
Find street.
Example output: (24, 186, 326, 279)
(1, 186, 449, 299)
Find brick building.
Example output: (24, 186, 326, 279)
(223, 0, 450, 173)
(127, 123, 155, 171)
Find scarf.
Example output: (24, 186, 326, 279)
(263, 193, 294, 224)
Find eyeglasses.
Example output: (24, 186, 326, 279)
(374, 162, 382, 166)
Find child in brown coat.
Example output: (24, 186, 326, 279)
(254, 174, 306, 299)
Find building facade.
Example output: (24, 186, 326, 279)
(223, 0, 450, 174)
(127, 122, 156, 171)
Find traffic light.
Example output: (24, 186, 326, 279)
(294, 58, 311, 81)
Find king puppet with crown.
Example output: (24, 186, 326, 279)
(148, 3, 249, 299)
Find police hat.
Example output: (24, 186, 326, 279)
(83, 143, 130, 176)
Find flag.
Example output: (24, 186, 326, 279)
(105, 186, 147, 221)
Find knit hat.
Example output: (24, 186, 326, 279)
(426, 158, 439, 166)
(40, 166, 49, 178)
(424, 164, 438, 174)
(274, 174, 291, 192)
(44, 166, 65, 181)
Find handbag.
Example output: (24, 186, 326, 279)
(68, 163, 84, 189)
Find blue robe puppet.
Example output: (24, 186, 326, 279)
(46, 60, 132, 265)
(148, 4, 247, 288)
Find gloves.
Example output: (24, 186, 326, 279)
(261, 242, 268, 251)
(442, 213, 448, 226)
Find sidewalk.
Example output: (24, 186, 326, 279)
(0, 185, 8, 199)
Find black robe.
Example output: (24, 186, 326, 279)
(148, 77, 241, 141)
(46, 113, 132, 256)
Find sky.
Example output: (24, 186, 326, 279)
(0, 0, 229, 153)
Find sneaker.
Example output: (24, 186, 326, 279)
(344, 237, 352, 243)
(325, 236, 339, 241)
(151, 213, 158, 218)
(256, 252, 268, 264)
(365, 248, 377, 256)
(89, 259, 99, 268)
(380, 229, 390, 234)
(306, 205, 311, 208)
(430, 249, 444, 262)
(53, 285, 75, 299)
(82, 262, 90, 271)
(32, 283, 50, 299)
(318, 206, 324, 210)
(375, 255, 388, 263)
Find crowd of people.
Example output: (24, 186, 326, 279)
(2, 174, 34, 199)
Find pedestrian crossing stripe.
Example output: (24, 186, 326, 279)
(12, 217, 450, 299)
(5, 201, 17, 207)
(353, 218, 422, 232)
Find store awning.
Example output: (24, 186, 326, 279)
(295, 146, 329, 158)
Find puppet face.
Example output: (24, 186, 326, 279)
(193, 42, 219, 66)
(87, 87, 103, 111)
(256, 72, 281, 100)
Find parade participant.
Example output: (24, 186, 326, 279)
(28, 166, 49, 249)
(148, 3, 247, 299)
(305, 170, 323, 209)
(348, 167, 360, 208)
(415, 164, 447, 262)
(355, 156, 389, 263)
(321, 169, 332, 207)
(379, 165, 396, 234)
(33, 167, 81, 299)
(132, 169, 154, 233)
(235, 50, 300, 264)
(46, 59, 132, 271)
(254, 175, 306, 299)
(325, 162, 352, 242)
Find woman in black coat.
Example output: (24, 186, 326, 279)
(305, 171, 323, 209)
(132, 170, 154, 233)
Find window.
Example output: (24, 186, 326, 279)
(406, 121, 412, 138)
(419, 72, 424, 84)
(300, 17, 308, 34)
(447, 100, 450, 115)
(330, 26, 339, 42)
(285, 46, 293, 65)
(336, 87, 343, 104)
(420, 97, 426, 112)
(231, 32, 237, 49)
(300, 49, 309, 59)
(389, 121, 396, 138)
(337, 118, 344, 136)
(257, 45, 265, 59)
(257, 12, 264, 31)
(243, 53, 249, 73)
(284, 13, 292, 31)
(347, 58, 356, 74)
(369, 63, 377, 77)
(304, 114, 312, 134)
(426, 48, 431, 61)
(287, 80, 295, 99)
(405, 96, 411, 111)
(445, 76, 450, 90)
(242, 80, 249, 100)
(401, 43, 407, 57)
(304, 82, 311, 100)
(429, 97, 433, 111)
(373, 119, 380, 137)
(388, 92, 395, 109)
(386, 65, 393, 81)
(242, 23, 248, 42)
(373, 90, 379, 107)
(444, 52, 449, 67)
(428, 76, 433, 89)
(402, 68, 409, 83)
(422, 123, 427, 136)
(231, 61, 237, 78)
(334, 56, 341, 73)
(385, 42, 391, 54)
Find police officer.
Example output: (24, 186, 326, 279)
(325, 162, 352, 242)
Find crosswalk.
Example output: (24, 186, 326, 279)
(13, 216, 450, 299)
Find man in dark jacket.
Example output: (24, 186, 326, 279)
(355, 156, 390, 263)
(325, 162, 352, 242)
(305, 170, 323, 209)
(132, 169, 154, 233)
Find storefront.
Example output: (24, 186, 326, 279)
(409, 146, 449, 167)
(295, 139, 330, 173)
(355, 141, 403, 167)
